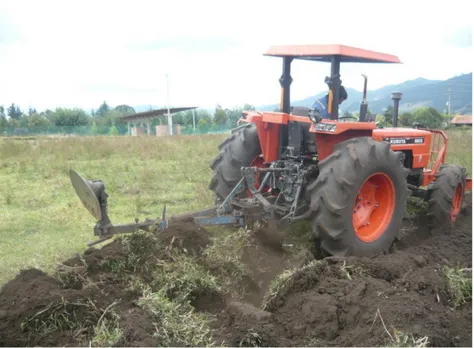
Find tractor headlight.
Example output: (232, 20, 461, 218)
(315, 123, 337, 132)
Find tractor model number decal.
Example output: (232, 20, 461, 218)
(383, 137, 425, 145)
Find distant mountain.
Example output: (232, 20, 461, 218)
(258, 73, 472, 115)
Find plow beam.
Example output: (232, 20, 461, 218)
(69, 166, 282, 247)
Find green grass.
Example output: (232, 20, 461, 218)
(444, 129, 472, 176)
(0, 134, 227, 285)
(91, 310, 123, 347)
(444, 265, 472, 308)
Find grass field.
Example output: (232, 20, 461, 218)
(0, 129, 471, 286)
(0, 134, 226, 285)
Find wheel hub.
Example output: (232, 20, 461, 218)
(353, 173, 395, 243)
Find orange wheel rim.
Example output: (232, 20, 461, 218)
(353, 172, 396, 242)
(450, 184, 463, 221)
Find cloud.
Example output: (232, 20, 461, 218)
(445, 27, 472, 48)
(0, 0, 472, 112)
(129, 36, 240, 53)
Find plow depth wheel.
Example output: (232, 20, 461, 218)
(353, 173, 395, 243)
(309, 137, 410, 257)
(427, 164, 467, 226)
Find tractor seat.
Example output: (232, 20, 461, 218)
(290, 106, 311, 116)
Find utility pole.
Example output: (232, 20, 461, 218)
(192, 109, 196, 132)
(166, 74, 173, 136)
(447, 82, 452, 117)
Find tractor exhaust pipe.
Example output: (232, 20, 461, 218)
(359, 74, 368, 122)
(392, 92, 402, 127)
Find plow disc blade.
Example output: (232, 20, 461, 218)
(69, 169, 103, 221)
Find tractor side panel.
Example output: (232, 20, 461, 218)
(372, 129, 432, 169)
(315, 130, 373, 160)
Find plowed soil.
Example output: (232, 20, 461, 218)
(0, 196, 471, 347)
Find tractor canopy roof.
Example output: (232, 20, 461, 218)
(264, 44, 401, 64)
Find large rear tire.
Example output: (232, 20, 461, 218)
(427, 164, 467, 227)
(209, 123, 262, 201)
(308, 137, 410, 257)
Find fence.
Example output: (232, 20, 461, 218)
(0, 123, 235, 137)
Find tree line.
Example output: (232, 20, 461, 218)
(346, 104, 454, 129)
(0, 100, 461, 136)
(0, 102, 257, 135)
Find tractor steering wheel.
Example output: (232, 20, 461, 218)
(337, 116, 359, 122)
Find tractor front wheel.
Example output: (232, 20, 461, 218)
(427, 164, 467, 227)
(309, 137, 410, 257)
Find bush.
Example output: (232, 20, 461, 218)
(109, 125, 119, 136)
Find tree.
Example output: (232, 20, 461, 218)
(413, 107, 443, 128)
(214, 106, 228, 125)
(0, 106, 7, 130)
(197, 110, 212, 124)
(51, 108, 90, 126)
(197, 118, 209, 132)
(7, 103, 22, 120)
(383, 105, 393, 125)
(114, 105, 136, 116)
(399, 112, 414, 127)
(28, 107, 37, 116)
(96, 101, 110, 117)
(227, 107, 243, 125)
(109, 125, 119, 135)
(27, 114, 51, 128)
(243, 104, 256, 111)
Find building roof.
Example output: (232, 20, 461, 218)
(450, 115, 472, 124)
(263, 44, 401, 63)
(120, 107, 198, 122)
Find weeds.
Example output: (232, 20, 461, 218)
(444, 266, 472, 308)
(137, 287, 214, 347)
(55, 264, 89, 289)
(340, 260, 368, 280)
(262, 260, 324, 311)
(119, 230, 165, 274)
(202, 226, 254, 297)
(153, 251, 221, 303)
(389, 330, 429, 347)
(92, 309, 123, 347)
(237, 328, 266, 347)
(20, 298, 100, 336)
(371, 308, 429, 347)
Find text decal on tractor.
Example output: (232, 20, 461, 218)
(383, 137, 425, 145)
(70, 44, 471, 258)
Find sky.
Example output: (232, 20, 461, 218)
(0, 0, 472, 112)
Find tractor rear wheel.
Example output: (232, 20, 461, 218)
(427, 164, 467, 227)
(209, 122, 262, 202)
(308, 137, 410, 257)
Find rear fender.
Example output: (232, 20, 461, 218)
(310, 121, 376, 161)
(238, 111, 284, 163)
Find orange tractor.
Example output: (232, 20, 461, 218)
(70, 44, 472, 257)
